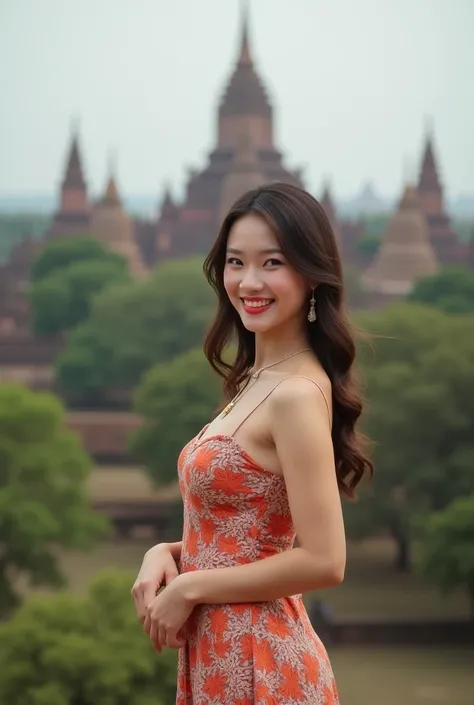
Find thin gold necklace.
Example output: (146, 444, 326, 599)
(220, 348, 311, 418)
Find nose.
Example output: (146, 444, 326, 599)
(239, 266, 264, 293)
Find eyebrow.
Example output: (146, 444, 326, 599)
(226, 247, 283, 255)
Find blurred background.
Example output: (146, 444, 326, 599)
(0, 1, 473, 703)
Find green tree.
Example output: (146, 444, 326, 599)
(408, 266, 474, 314)
(0, 570, 177, 705)
(348, 303, 474, 571)
(30, 258, 130, 336)
(355, 234, 381, 258)
(0, 384, 107, 615)
(131, 346, 222, 485)
(419, 495, 474, 619)
(30, 235, 125, 283)
(56, 257, 216, 405)
(29, 235, 130, 336)
(54, 321, 117, 405)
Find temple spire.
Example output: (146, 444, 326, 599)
(238, 0, 252, 65)
(418, 119, 440, 191)
(49, 120, 90, 237)
(101, 148, 120, 205)
(63, 125, 86, 189)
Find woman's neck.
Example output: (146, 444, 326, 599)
(252, 327, 309, 372)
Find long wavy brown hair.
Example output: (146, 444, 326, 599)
(203, 182, 373, 496)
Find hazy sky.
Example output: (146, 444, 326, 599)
(1, 0, 473, 200)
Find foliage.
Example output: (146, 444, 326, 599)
(29, 235, 130, 336)
(30, 235, 126, 283)
(347, 303, 474, 570)
(132, 347, 222, 485)
(54, 321, 117, 405)
(56, 257, 216, 405)
(30, 258, 130, 336)
(408, 267, 474, 314)
(0, 570, 178, 705)
(418, 495, 474, 618)
(0, 384, 108, 616)
(354, 234, 381, 258)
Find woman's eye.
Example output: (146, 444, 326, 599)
(226, 257, 243, 265)
(264, 258, 283, 267)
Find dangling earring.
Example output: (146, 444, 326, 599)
(307, 287, 317, 323)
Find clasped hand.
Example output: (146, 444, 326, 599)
(143, 577, 194, 652)
(131, 544, 195, 653)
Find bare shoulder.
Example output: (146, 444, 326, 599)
(268, 374, 332, 429)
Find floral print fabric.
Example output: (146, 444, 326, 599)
(176, 431, 339, 704)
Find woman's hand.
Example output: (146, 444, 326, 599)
(144, 573, 196, 652)
(131, 543, 180, 626)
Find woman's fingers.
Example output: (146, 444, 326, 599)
(131, 580, 160, 622)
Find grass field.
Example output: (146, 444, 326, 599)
(330, 646, 474, 705)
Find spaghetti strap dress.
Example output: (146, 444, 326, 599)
(175, 378, 340, 704)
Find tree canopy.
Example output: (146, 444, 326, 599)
(30, 235, 127, 283)
(347, 303, 474, 570)
(29, 236, 130, 336)
(419, 495, 474, 619)
(0, 570, 177, 705)
(408, 266, 474, 314)
(131, 346, 222, 485)
(0, 383, 107, 615)
(56, 257, 217, 405)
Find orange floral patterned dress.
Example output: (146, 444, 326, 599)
(176, 427, 340, 704)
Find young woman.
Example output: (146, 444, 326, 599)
(131, 182, 372, 704)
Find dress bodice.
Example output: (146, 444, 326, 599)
(178, 431, 296, 574)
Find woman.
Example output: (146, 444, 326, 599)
(131, 182, 372, 704)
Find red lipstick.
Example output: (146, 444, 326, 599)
(241, 297, 274, 315)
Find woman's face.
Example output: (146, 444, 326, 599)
(223, 213, 309, 335)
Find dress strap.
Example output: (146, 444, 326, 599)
(230, 375, 332, 438)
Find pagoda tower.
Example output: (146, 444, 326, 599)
(156, 185, 179, 254)
(169, 1, 302, 257)
(90, 166, 147, 278)
(49, 125, 90, 238)
(417, 123, 459, 265)
(219, 128, 266, 221)
(362, 183, 438, 296)
(218, 1, 273, 150)
(320, 179, 341, 248)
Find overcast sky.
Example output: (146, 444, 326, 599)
(1, 0, 473, 200)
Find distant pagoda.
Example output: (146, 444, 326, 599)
(219, 128, 267, 222)
(166, 1, 302, 257)
(90, 165, 146, 278)
(362, 183, 438, 296)
(320, 179, 341, 248)
(49, 125, 90, 238)
(417, 123, 459, 265)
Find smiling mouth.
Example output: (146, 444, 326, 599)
(240, 298, 275, 315)
(241, 298, 275, 308)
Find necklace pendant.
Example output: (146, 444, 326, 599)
(221, 402, 233, 418)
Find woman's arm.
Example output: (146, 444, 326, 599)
(165, 541, 182, 562)
(147, 541, 182, 562)
(178, 378, 346, 606)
